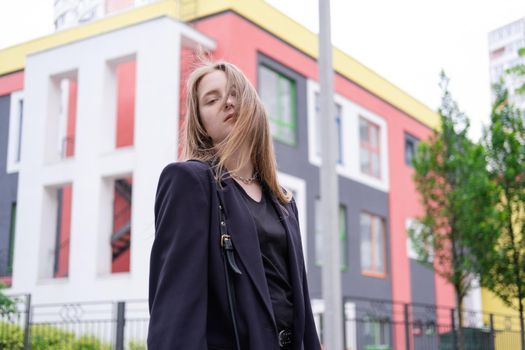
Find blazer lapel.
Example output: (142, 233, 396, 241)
(216, 178, 277, 328)
(268, 195, 306, 347)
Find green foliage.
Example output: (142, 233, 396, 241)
(504, 47, 525, 95)
(73, 334, 112, 350)
(0, 283, 17, 317)
(0, 322, 24, 350)
(482, 81, 525, 312)
(30, 324, 76, 350)
(411, 72, 500, 306)
(0, 322, 114, 350)
(129, 339, 147, 350)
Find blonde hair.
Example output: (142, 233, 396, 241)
(181, 59, 291, 205)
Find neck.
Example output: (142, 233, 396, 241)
(224, 146, 254, 179)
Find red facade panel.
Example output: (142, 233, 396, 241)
(65, 79, 77, 157)
(116, 60, 136, 148)
(0, 71, 24, 96)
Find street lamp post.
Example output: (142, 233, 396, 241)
(318, 0, 344, 349)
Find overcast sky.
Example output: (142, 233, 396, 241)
(1, 0, 523, 141)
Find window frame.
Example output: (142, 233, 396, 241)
(314, 92, 343, 164)
(359, 116, 382, 178)
(258, 64, 298, 146)
(315, 199, 348, 271)
(404, 132, 420, 167)
(360, 211, 387, 278)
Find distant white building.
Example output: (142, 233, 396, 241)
(488, 17, 525, 109)
(53, 0, 157, 30)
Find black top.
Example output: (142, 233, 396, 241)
(232, 180, 294, 330)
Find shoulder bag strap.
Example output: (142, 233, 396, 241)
(210, 167, 242, 350)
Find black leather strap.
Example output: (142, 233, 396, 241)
(211, 166, 242, 350)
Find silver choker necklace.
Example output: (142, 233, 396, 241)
(231, 172, 258, 185)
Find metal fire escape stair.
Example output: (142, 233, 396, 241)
(111, 179, 132, 261)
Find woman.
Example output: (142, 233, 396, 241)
(147, 60, 321, 350)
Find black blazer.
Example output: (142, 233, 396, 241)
(147, 160, 321, 350)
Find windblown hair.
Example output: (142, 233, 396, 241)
(181, 60, 291, 205)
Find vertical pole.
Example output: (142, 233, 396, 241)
(115, 301, 125, 350)
(451, 308, 457, 350)
(404, 303, 411, 350)
(23, 294, 31, 350)
(318, 0, 343, 349)
(489, 313, 495, 350)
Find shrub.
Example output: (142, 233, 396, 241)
(73, 334, 112, 350)
(0, 283, 17, 317)
(30, 324, 76, 350)
(129, 339, 147, 350)
(0, 322, 24, 350)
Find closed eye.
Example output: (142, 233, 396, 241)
(206, 98, 218, 105)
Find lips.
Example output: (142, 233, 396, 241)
(224, 113, 235, 122)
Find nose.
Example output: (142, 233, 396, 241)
(225, 94, 235, 110)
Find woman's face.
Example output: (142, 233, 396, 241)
(197, 70, 237, 145)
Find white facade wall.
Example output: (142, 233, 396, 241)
(8, 16, 214, 304)
(54, 0, 159, 30)
(306, 80, 390, 193)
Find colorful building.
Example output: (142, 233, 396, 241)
(0, 0, 478, 348)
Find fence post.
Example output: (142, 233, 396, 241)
(404, 303, 411, 350)
(115, 301, 125, 350)
(451, 308, 457, 350)
(489, 313, 495, 350)
(23, 293, 31, 350)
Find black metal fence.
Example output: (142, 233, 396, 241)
(313, 296, 523, 350)
(0, 293, 523, 349)
(0, 294, 149, 350)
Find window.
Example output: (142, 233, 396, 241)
(363, 316, 391, 348)
(60, 79, 77, 158)
(406, 219, 433, 262)
(360, 212, 386, 276)
(102, 56, 136, 153)
(359, 117, 381, 178)
(404, 132, 419, 166)
(315, 200, 347, 269)
(314, 93, 343, 164)
(259, 65, 297, 145)
(112, 177, 132, 273)
(310, 299, 357, 350)
(45, 72, 78, 163)
(7, 91, 24, 173)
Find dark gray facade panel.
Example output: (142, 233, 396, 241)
(410, 260, 438, 350)
(410, 259, 436, 305)
(0, 94, 19, 278)
(257, 53, 392, 302)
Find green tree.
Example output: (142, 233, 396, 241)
(410, 72, 499, 350)
(482, 81, 525, 350)
(0, 283, 16, 317)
